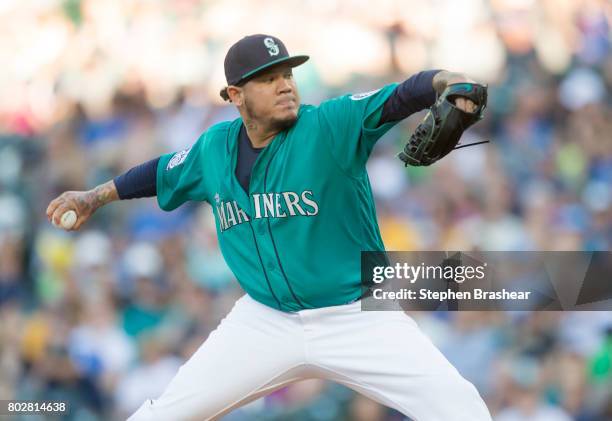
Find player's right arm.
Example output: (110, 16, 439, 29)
(47, 129, 210, 231)
(46, 178, 121, 231)
(46, 156, 159, 230)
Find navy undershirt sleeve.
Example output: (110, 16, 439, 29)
(235, 124, 263, 193)
(379, 69, 442, 125)
(113, 157, 160, 199)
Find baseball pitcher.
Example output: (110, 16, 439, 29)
(47, 34, 491, 420)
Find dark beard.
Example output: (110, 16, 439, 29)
(244, 97, 298, 132)
(269, 115, 298, 131)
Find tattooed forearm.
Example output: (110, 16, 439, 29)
(77, 181, 119, 214)
(432, 71, 476, 94)
(92, 180, 119, 206)
(47, 180, 120, 229)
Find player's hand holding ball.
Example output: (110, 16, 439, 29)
(46, 191, 90, 231)
(46, 185, 113, 231)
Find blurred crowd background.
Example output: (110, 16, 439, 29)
(1, 0, 611, 420)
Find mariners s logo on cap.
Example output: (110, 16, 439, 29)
(263, 37, 280, 56)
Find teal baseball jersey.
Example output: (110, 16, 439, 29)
(157, 83, 400, 311)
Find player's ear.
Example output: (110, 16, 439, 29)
(226, 86, 243, 106)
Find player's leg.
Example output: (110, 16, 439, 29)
(128, 295, 308, 421)
(304, 303, 492, 421)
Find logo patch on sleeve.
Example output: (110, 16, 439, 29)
(350, 89, 381, 101)
(166, 147, 191, 170)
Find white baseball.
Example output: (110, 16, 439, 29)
(60, 210, 77, 229)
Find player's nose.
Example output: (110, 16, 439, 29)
(277, 78, 293, 93)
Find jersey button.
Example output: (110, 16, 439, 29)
(267, 262, 276, 271)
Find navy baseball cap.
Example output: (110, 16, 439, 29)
(224, 34, 309, 86)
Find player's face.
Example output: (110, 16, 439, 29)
(241, 64, 300, 131)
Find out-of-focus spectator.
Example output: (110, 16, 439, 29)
(494, 357, 573, 421)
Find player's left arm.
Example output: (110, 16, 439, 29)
(378, 70, 479, 126)
(316, 70, 482, 174)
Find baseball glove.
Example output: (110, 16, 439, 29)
(397, 83, 488, 166)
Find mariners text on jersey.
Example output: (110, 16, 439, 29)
(215, 190, 319, 232)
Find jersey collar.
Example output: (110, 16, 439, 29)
(225, 116, 290, 215)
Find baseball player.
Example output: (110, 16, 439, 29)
(46, 34, 492, 420)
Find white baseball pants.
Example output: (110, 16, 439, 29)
(128, 295, 491, 421)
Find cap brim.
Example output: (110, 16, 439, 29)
(238, 55, 310, 84)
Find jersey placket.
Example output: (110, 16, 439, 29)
(227, 121, 300, 311)
(260, 138, 306, 310)
(250, 132, 305, 311)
